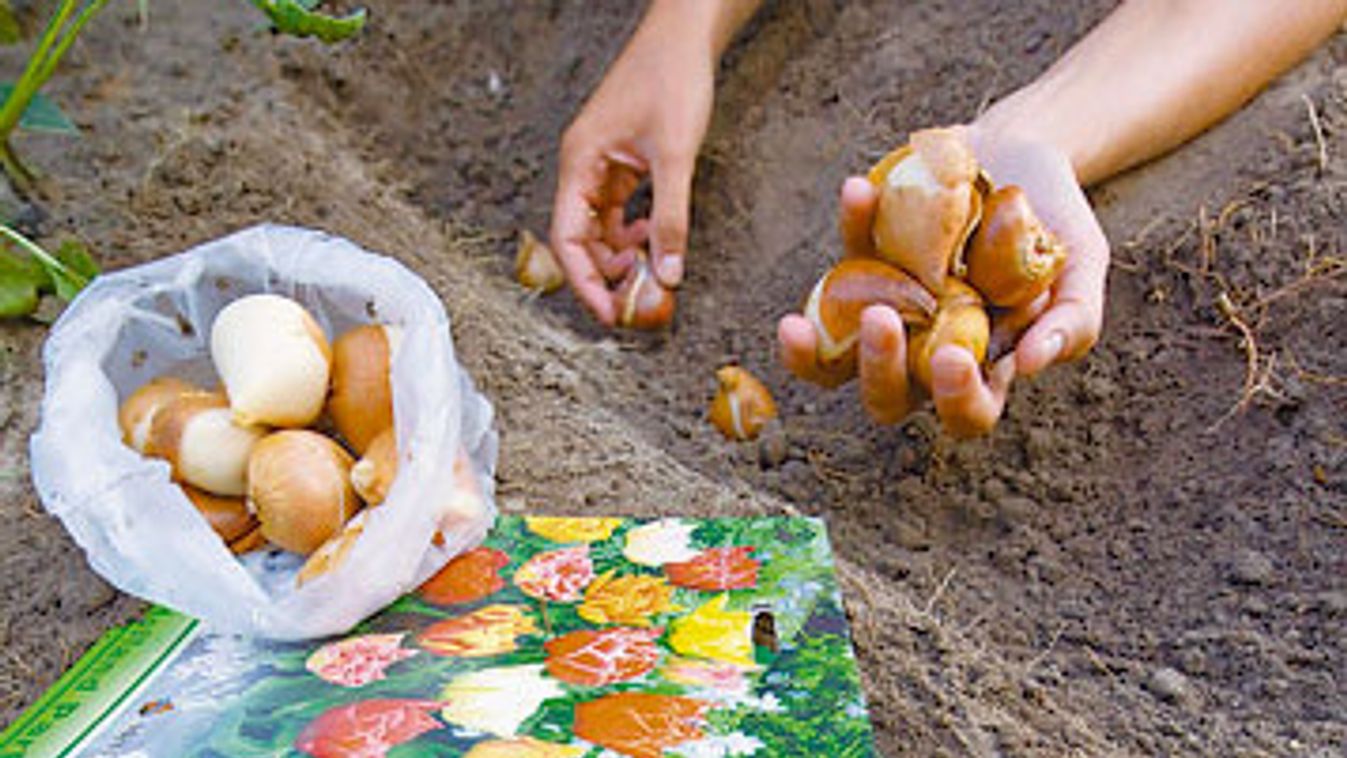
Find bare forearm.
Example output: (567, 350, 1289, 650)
(978, 0, 1347, 186)
(640, 0, 764, 63)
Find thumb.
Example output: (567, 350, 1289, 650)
(649, 150, 695, 288)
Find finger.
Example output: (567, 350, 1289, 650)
(778, 314, 855, 389)
(839, 176, 879, 259)
(649, 149, 696, 288)
(551, 152, 617, 325)
(929, 345, 1013, 438)
(1015, 225, 1109, 376)
(857, 305, 912, 425)
(592, 239, 637, 283)
(988, 291, 1050, 362)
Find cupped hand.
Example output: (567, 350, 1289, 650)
(778, 125, 1109, 437)
(548, 16, 715, 326)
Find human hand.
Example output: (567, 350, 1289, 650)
(548, 9, 715, 327)
(778, 125, 1109, 437)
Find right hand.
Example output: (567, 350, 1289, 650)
(549, 12, 716, 326)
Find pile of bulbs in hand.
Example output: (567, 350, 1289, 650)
(118, 294, 482, 586)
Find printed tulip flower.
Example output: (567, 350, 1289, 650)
(621, 518, 701, 567)
(666, 546, 760, 591)
(661, 656, 752, 696)
(669, 594, 757, 668)
(576, 571, 679, 627)
(525, 516, 623, 543)
(513, 545, 596, 602)
(544, 626, 663, 686)
(294, 699, 442, 758)
(417, 547, 509, 605)
(305, 634, 418, 688)
(417, 605, 537, 658)
(439, 664, 564, 737)
(464, 737, 587, 757)
(572, 692, 709, 758)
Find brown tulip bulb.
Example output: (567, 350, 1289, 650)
(328, 324, 399, 455)
(908, 279, 990, 391)
(709, 366, 778, 441)
(147, 391, 266, 496)
(868, 128, 983, 292)
(804, 258, 937, 365)
(965, 185, 1067, 308)
(350, 427, 397, 506)
(515, 229, 566, 294)
(181, 484, 257, 544)
(615, 253, 675, 330)
(119, 376, 199, 453)
(297, 510, 368, 586)
(247, 430, 360, 555)
(228, 525, 268, 555)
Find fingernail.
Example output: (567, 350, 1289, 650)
(1042, 332, 1065, 363)
(656, 254, 683, 287)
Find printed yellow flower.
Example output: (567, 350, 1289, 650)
(525, 516, 623, 543)
(622, 519, 700, 566)
(668, 594, 757, 668)
(577, 570, 679, 627)
(439, 664, 564, 737)
(464, 737, 587, 757)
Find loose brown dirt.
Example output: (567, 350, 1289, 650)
(2, 2, 1344, 755)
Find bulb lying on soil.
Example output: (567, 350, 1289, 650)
(119, 376, 200, 453)
(211, 293, 332, 428)
(247, 429, 360, 555)
(147, 391, 265, 496)
(515, 229, 566, 294)
(709, 366, 779, 441)
(328, 324, 399, 455)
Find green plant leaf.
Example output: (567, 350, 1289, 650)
(50, 238, 98, 300)
(0, 84, 77, 134)
(251, 0, 366, 43)
(0, 251, 47, 317)
(0, 0, 21, 45)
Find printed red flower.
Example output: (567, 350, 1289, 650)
(294, 699, 442, 758)
(512, 545, 595, 602)
(544, 627, 662, 686)
(418, 547, 510, 605)
(417, 604, 537, 658)
(665, 547, 759, 591)
(305, 633, 418, 688)
(572, 693, 709, 758)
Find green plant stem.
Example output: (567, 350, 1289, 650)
(0, 222, 76, 282)
(33, 0, 112, 87)
(0, 0, 79, 137)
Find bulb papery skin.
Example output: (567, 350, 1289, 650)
(328, 324, 398, 455)
(147, 392, 265, 496)
(210, 294, 333, 428)
(351, 427, 397, 505)
(119, 376, 199, 453)
(181, 484, 257, 544)
(247, 430, 360, 556)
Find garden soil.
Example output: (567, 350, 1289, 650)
(2, 2, 1345, 755)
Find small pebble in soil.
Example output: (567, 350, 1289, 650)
(1147, 666, 1194, 704)
(1227, 548, 1275, 586)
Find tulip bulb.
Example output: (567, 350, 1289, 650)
(615, 253, 675, 330)
(247, 430, 360, 555)
(297, 510, 368, 586)
(868, 128, 982, 292)
(351, 427, 397, 505)
(804, 258, 937, 365)
(328, 324, 400, 455)
(181, 484, 257, 544)
(119, 376, 199, 453)
(908, 279, 990, 391)
(147, 392, 265, 496)
(964, 185, 1067, 307)
(515, 230, 565, 294)
(228, 525, 267, 555)
(211, 294, 332, 428)
(709, 366, 778, 441)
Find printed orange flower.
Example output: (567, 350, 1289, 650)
(665, 546, 759, 591)
(417, 604, 537, 658)
(513, 545, 595, 602)
(294, 699, 442, 758)
(305, 633, 418, 688)
(464, 737, 586, 757)
(418, 547, 510, 605)
(525, 516, 623, 543)
(544, 627, 662, 686)
(572, 693, 709, 758)
(661, 656, 752, 695)
(576, 571, 679, 627)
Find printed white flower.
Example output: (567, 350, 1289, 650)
(439, 664, 564, 737)
(669, 733, 765, 757)
(623, 519, 701, 566)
